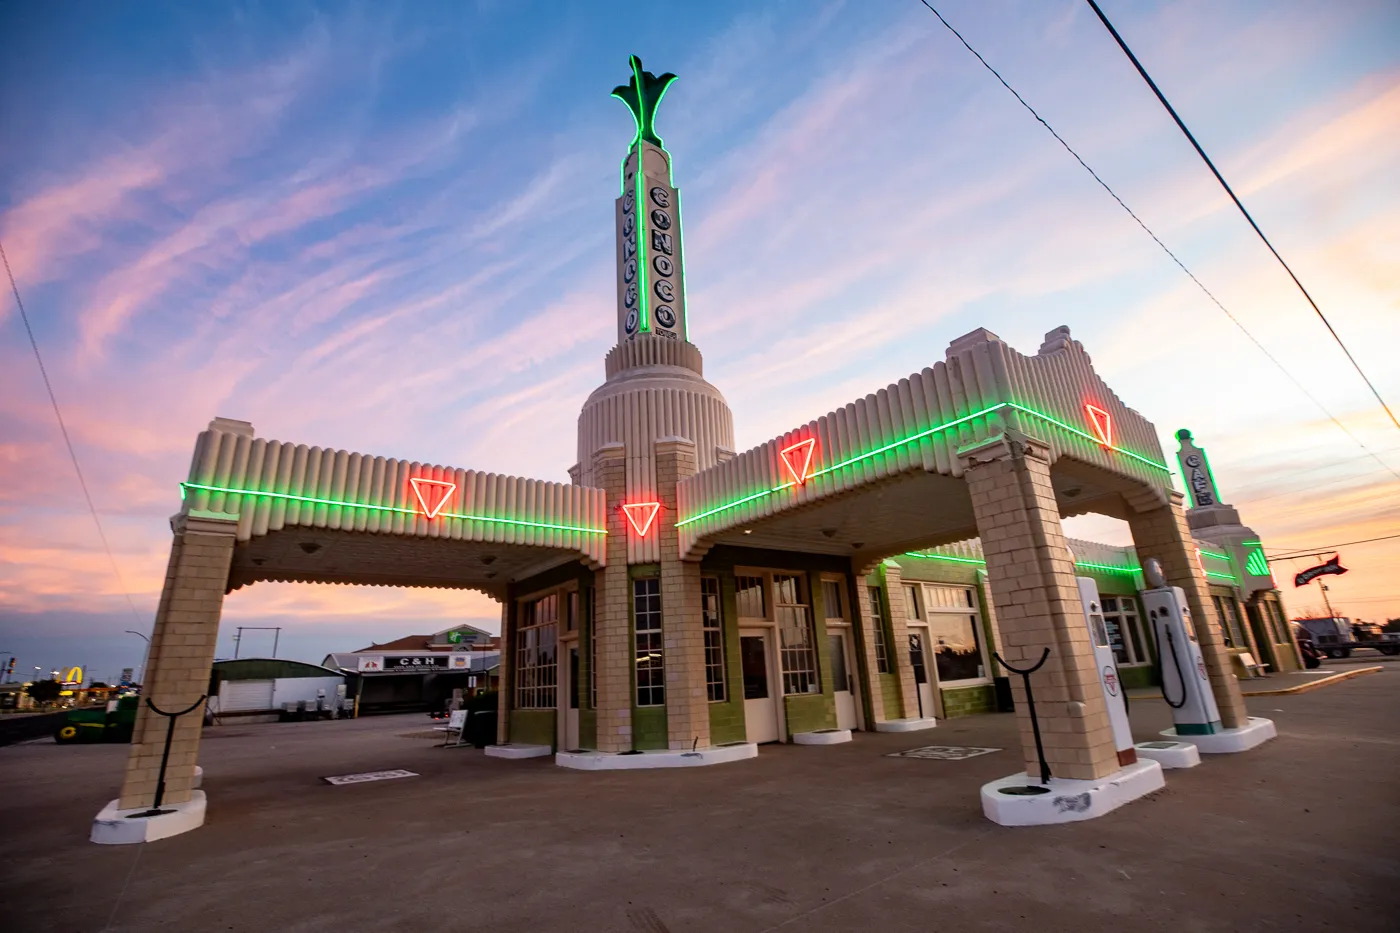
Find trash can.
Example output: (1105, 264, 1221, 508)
(994, 676, 1015, 712)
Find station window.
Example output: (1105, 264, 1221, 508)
(516, 594, 558, 710)
(736, 574, 766, 619)
(867, 585, 891, 674)
(588, 587, 597, 709)
(634, 578, 665, 707)
(1211, 594, 1247, 649)
(921, 584, 986, 684)
(822, 580, 844, 619)
(903, 584, 922, 621)
(701, 577, 726, 702)
(773, 574, 819, 695)
(1100, 595, 1148, 666)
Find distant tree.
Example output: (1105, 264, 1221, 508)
(1383, 618, 1400, 634)
(25, 679, 62, 705)
(88, 681, 109, 689)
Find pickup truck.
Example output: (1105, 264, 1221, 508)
(1294, 617, 1400, 659)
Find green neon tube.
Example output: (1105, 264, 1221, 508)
(179, 482, 607, 535)
(1197, 549, 1230, 561)
(676, 400, 1170, 528)
(902, 551, 1138, 574)
(1204, 570, 1238, 583)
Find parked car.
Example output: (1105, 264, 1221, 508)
(1295, 633, 1322, 670)
(1294, 617, 1400, 659)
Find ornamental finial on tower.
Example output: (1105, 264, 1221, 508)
(612, 55, 677, 148)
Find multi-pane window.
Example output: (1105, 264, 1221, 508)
(903, 584, 922, 621)
(922, 584, 986, 683)
(1262, 599, 1289, 643)
(1101, 595, 1147, 665)
(1211, 594, 1247, 648)
(588, 587, 597, 709)
(736, 575, 766, 619)
(634, 578, 664, 707)
(774, 574, 819, 695)
(515, 594, 558, 709)
(701, 577, 727, 702)
(868, 585, 891, 674)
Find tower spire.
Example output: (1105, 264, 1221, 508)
(611, 56, 688, 344)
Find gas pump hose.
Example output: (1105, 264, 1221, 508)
(1156, 626, 1189, 710)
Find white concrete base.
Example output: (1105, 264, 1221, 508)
(1160, 717, 1277, 754)
(1133, 740, 1201, 769)
(792, 729, 852, 745)
(193, 765, 204, 788)
(483, 743, 552, 760)
(874, 717, 938, 733)
(91, 791, 207, 845)
(556, 743, 758, 771)
(980, 760, 1165, 827)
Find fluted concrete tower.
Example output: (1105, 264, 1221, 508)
(574, 57, 735, 560)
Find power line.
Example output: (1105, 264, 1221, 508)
(914, 1, 1400, 484)
(0, 239, 145, 626)
(1265, 532, 1400, 560)
(1086, 0, 1400, 435)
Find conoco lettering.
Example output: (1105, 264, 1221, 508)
(649, 186, 669, 208)
(654, 280, 674, 302)
(651, 230, 673, 255)
(653, 255, 673, 277)
(650, 209, 671, 230)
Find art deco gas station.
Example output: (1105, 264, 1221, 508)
(95, 57, 1293, 842)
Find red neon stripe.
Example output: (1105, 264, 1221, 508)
(409, 477, 457, 519)
(622, 501, 661, 536)
(780, 438, 817, 485)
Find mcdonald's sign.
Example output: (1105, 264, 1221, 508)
(61, 666, 83, 686)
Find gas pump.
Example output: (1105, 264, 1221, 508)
(1140, 559, 1221, 735)
(1075, 577, 1136, 766)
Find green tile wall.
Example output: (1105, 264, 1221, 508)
(939, 684, 995, 718)
(509, 709, 555, 748)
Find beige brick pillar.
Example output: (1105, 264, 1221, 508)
(1126, 492, 1248, 729)
(961, 435, 1118, 782)
(878, 562, 922, 721)
(119, 510, 237, 809)
(591, 443, 633, 752)
(655, 438, 710, 751)
(851, 572, 890, 723)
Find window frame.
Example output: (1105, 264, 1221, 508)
(867, 584, 892, 675)
(917, 582, 990, 687)
(514, 590, 560, 710)
(633, 576, 665, 708)
(772, 572, 820, 696)
(701, 576, 727, 703)
(1100, 594, 1149, 667)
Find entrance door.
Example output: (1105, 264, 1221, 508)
(741, 632, 780, 743)
(908, 631, 935, 720)
(562, 646, 580, 750)
(828, 631, 858, 731)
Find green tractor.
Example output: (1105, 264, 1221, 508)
(54, 695, 139, 744)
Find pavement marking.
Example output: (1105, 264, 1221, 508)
(323, 768, 419, 786)
(887, 745, 1002, 760)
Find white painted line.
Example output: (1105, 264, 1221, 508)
(323, 769, 419, 786)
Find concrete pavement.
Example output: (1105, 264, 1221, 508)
(1, 669, 1396, 932)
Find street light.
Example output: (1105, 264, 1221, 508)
(126, 630, 151, 685)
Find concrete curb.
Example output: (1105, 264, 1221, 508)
(1243, 666, 1383, 697)
(1129, 665, 1383, 701)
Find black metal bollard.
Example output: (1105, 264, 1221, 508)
(992, 649, 1052, 785)
(130, 695, 207, 818)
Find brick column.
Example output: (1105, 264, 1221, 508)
(961, 436, 1118, 782)
(591, 443, 633, 752)
(851, 572, 889, 723)
(878, 562, 922, 720)
(119, 510, 237, 809)
(655, 438, 710, 751)
(1126, 493, 1248, 729)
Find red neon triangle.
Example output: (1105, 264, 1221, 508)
(780, 438, 817, 485)
(409, 477, 456, 519)
(622, 501, 661, 537)
(1085, 404, 1113, 448)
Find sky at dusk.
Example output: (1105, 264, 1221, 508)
(2, 0, 1398, 683)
